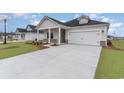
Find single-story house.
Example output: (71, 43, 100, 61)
(107, 35, 124, 40)
(36, 15, 110, 46)
(107, 35, 114, 40)
(0, 32, 17, 40)
(15, 24, 44, 40)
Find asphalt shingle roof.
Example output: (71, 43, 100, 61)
(27, 25, 36, 30)
(47, 16, 109, 27)
(16, 28, 27, 32)
(64, 18, 109, 27)
(16, 24, 37, 33)
(48, 16, 66, 26)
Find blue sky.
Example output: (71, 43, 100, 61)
(0, 13, 124, 36)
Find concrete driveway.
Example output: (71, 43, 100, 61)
(0, 45, 101, 79)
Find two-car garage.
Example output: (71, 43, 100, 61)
(68, 30, 101, 46)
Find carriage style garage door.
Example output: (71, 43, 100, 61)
(68, 31, 101, 46)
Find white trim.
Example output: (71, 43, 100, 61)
(36, 16, 67, 29)
(47, 17, 62, 26)
(58, 27, 61, 45)
(37, 26, 59, 30)
(104, 26, 108, 46)
(37, 16, 60, 28)
(68, 30, 101, 33)
(66, 24, 109, 30)
(48, 28, 51, 43)
(37, 29, 39, 40)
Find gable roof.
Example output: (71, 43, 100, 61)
(37, 16, 65, 28)
(16, 24, 37, 33)
(16, 28, 27, 32)
(26, 24, 36, 30)
(47, 16, 66, 26)
(39, 16, 109, 27)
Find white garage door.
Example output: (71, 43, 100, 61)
(68, 31, 101, 46)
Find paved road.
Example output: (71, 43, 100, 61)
(0, 45, 101, 79)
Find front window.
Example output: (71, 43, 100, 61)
(21, 34, 25, 40)
(39, 30, 44, 33)
(47, 32, 53, 39)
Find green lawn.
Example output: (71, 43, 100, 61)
(95, 40, 124, 79)
(0, 42, 47, 59)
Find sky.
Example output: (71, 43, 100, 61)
(0, 13, 124, 37)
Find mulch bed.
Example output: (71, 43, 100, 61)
(36, 44, 49, 49)
(51, 44, 59, 46)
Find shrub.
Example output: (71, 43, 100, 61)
(25, 40, 33, 44)
(107, 39, 112, 47)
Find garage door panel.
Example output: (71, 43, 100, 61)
(68, 31, 101, 46)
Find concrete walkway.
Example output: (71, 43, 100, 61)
(0, 45, 101, 79)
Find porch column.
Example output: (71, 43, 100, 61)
(58, 27, 61, 45)
(37, 29, 39, 40)
(48, 28, 51, 43)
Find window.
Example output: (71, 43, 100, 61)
(79, 19, 88, 24)
(39, 30, 44, 33)
(78, 15, 89, 24)
(47, 32, 53, 39)
(21, 34, 25, 40)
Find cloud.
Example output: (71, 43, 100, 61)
(59, 20, 66, 22)
(30, 20, 40, 25)
(84, 13, 101, 19)
(111, 22, 123, 28)
(28, 14, 40, 25)
(101, 17, 109, 22)
(73, 14, 81, 18)
(14, 13, 27, 17)
(88, 14, 98, 19)
(82, 13, 124, 36)
(0, 14, 9, 21)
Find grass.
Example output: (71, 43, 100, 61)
(95, 40, 124, 79)
(0, 42, 47, 59)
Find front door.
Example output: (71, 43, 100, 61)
(61, 29, 65, 43)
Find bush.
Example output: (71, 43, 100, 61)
(107, 39, 112, 47)
(25, 40, 33, 44)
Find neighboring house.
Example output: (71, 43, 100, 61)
(16, 25, 44, 40)
(114, 36, 124, 40)
(15, 28, 27, 40)
(36, 15, 110, 46)
(107, 35, 114, 40)
(107, 35, 124, 40)
(0, 32, 16, 41)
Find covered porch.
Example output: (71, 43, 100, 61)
(37, 27, 66, 45)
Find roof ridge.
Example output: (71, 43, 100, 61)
(46, 16, 67, 26)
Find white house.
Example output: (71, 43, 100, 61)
(15, 25, 44, 41)
(36, 15, 110, 46)
(0, 32, 16, 40)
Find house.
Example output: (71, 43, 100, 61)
(107, 35, 124, 40)
(15, 24, 44, 40)
(107, 35, 114, 40)
(0, 32, 17, 41)
(36, 15, 110, 46)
